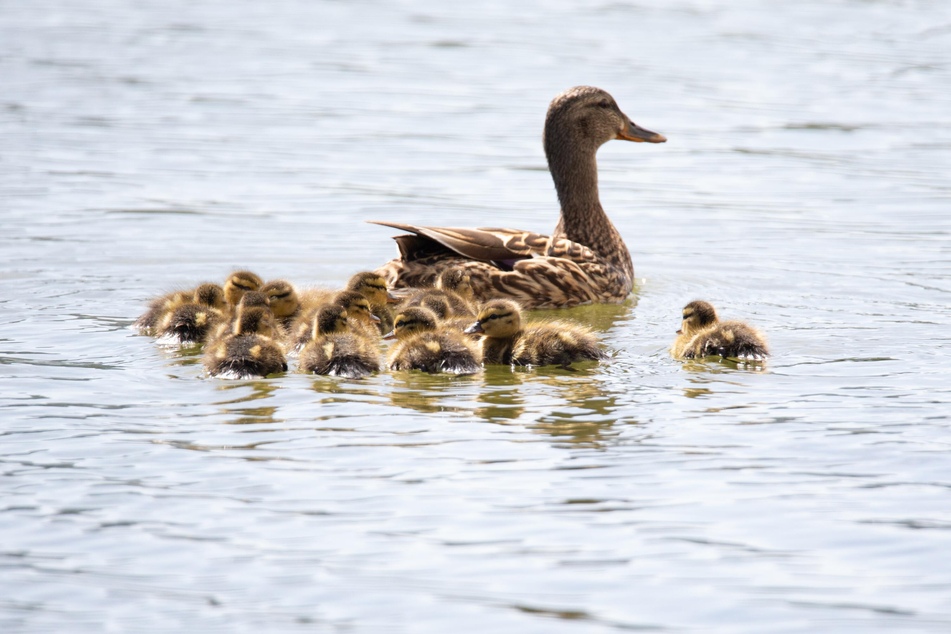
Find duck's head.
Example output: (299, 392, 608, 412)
(347, 271, 395, 307)
(234, 306, 277, 337)
(679, 300, 718, 336)
(260, 280, 300, 319)
(193, 283, 226, 310)
(224, 270, 264, 306)
(384, 307, 438, 341)
(334, 290, 381, 325)
(544, 86, 666, 156)
(465, 299, 522, 338)
(237, 290, 270, 311)
(313, 305, 349, 337)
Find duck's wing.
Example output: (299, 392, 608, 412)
(369, 221, 548, 268)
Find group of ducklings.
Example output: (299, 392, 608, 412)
(136, 268, 768, 379)
(134, 267, 629, 379)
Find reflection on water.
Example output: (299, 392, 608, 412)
(3, 0, 951, 631)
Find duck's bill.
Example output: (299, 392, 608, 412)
(618, 121, 666, 143)
(464, 322, 484, 335)
(382, 331, 396, 340)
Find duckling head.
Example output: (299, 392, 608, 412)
(334, 290, 381, 325)
(347, 271, 394, 307)
(385, 307, 438, 341)
(313, 305, 350, 337)
(260, 280, 300, 320)
(193, 283, 226, 310)
(465, 299, 522, 338)
(544, 86, 666, 160)
(237, 290, 271, 312)
(679, 300, 718, 336)
(404, 290, 453, 320)
(233, 306, 278, 337)
(224, 270, 264, 306)
(436, 268, 475, 301)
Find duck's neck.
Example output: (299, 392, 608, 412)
(547, 146, 633, 278)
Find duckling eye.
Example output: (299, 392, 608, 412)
(271, 292, 291, 300)
(597, 99, 610, 109)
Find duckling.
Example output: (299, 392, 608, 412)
(670, 300, 769, 361)
(299, 305, 381, 379)
(193, 283, 227, 311)
(435, 268, 477, 317)
(156, 299, 223, 345)
(223, 270, 264, 307)
(203, 307, 287, 378)
(260, 279, 301, 330)
(346, 271, 396, 333)
(384, 306, 482, 375)
(464, 299, 607, 368)
(134, 289, 192, 334)
(400, 288, 475, 332)
(331, 290, 382, 339)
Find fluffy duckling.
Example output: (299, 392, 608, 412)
(465, 299, 607, 368)
(346, 271, 396, 333)
(384, 306, 482, 375)
(331, 291, 382, 340)
(157, 294, 224, 344)
(400, 289, 475, 332)
(223, 270, 264, 307)
(670, 300, 769, 361)
(260, 280, 300, 330)
(299, 305, 381, 379)
(203, 307, 287, 379)
(134, 289, 193, 334)
(435, 268, 477, 317)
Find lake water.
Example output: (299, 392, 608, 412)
(2, 0, 950, 631)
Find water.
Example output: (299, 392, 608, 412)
(2, 0, 950, 631)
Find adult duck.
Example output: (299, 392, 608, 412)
(371, 86, 666, 309)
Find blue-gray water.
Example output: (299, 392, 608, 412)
(2, 1, 950, 632)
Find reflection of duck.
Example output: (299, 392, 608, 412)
(670, 300, 769, 361)
(372, 86, 666, 309)
(385, 307, 482, 375)
(299, 305, 381, 379)
(465, 299, 607, 367)
(203, 307, 287, 379)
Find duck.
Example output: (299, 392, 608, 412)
(332, 291, 383, 339)
(670, 300, 769, 361)
(372, 86, 666, 309)
(203, 306, 287, 378)
(223, 270, 264, 307)
(464, 299, 607, 367)
(384, 307, 482, 375)
(299, 305, 381, 379)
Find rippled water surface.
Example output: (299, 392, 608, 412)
(3, 1, 951, 631)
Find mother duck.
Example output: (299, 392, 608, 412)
(372, 86, 666, 309)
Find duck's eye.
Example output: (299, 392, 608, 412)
(598, 99, 610, 109)
(271, 292, 291, 300)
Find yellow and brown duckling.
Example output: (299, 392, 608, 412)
(299, 305, 381, 379)
(670, 300, 769, 362)
(384, 306, 482, 375)
(346, 271, 396, 333)
(260, 279, 301, 330)
(203, 306, 287, 378)
(134, 289, 193, 334)
(223, 270, 264, 307)
(333, 291, 382, 339)
(156, 283, 227, 345)
(464, 299, 607, 368)
(435, 268, 478, 317)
